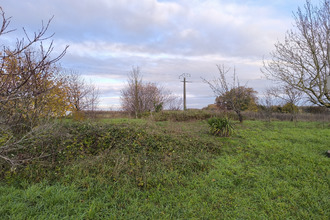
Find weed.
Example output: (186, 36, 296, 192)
(207, 117, 235, 137)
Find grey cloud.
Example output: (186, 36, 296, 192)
(1, 0, 302, 109)
(5, 0, 289, 57)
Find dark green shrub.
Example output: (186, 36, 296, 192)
(282, 102, 299, 114)
(154, 102, 163, 113)
(207, 117, 234, 137)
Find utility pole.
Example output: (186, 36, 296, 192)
(179, 73, 191, 111)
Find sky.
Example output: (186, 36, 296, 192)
(0, 0, 317, 110)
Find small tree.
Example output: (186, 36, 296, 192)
(260, 88, 279, 123)
(215, 87, 258, 112)
(0, 9, 69, 132)
(164, 93, 182, 111)
(87, 83, 100, 118)
(282, 102, 299, 114)
(121, 66, 143, 118)
(266, 86, 302, 121)
(203, 65, 258, 123)
(139, 82, 164, 113)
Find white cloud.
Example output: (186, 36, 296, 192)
(1, 0, 304, 109)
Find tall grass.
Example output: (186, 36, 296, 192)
(207, 117, 235, 137)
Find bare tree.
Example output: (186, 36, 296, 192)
(140, 82, 162, 113)
(163, 92, 182, 111)
(203, 64, 257, 123)
(66, 70, 89, 112)
(260, 88, 276, 123)
(121, 81, 164, 117)
(263, 0, 330, 108)
(66, 70, 99, 115)
(121, 66, 143, 118)
(267, 86, 303, 121)
(141, 83, 183, 112)
(121, 66, 181, 117)
(87, 84, 100, 113)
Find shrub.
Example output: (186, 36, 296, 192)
(282, 102, 299, 114)
(207, 117, 234, 137)
(152, 110, 221, 122)
(1, 120, 219, 186)
(72, 111, 86, 121)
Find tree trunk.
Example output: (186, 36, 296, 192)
(237, 111, 243, 123)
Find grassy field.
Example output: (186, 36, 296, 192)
(0, 119, 329, 219)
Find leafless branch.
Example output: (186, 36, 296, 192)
(263, 0, 330, 108)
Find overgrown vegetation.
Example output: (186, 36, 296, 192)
(150, 109, 237, 122)
(0, 120, 220, 185)
(0, 119, 329, 219)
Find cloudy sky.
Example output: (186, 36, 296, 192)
(0, 0, 316, 109)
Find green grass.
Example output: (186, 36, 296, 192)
(0, 120, 329, 219)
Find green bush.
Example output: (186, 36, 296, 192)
(207, 117, 234, 137)
(282, 102, 299, 114)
